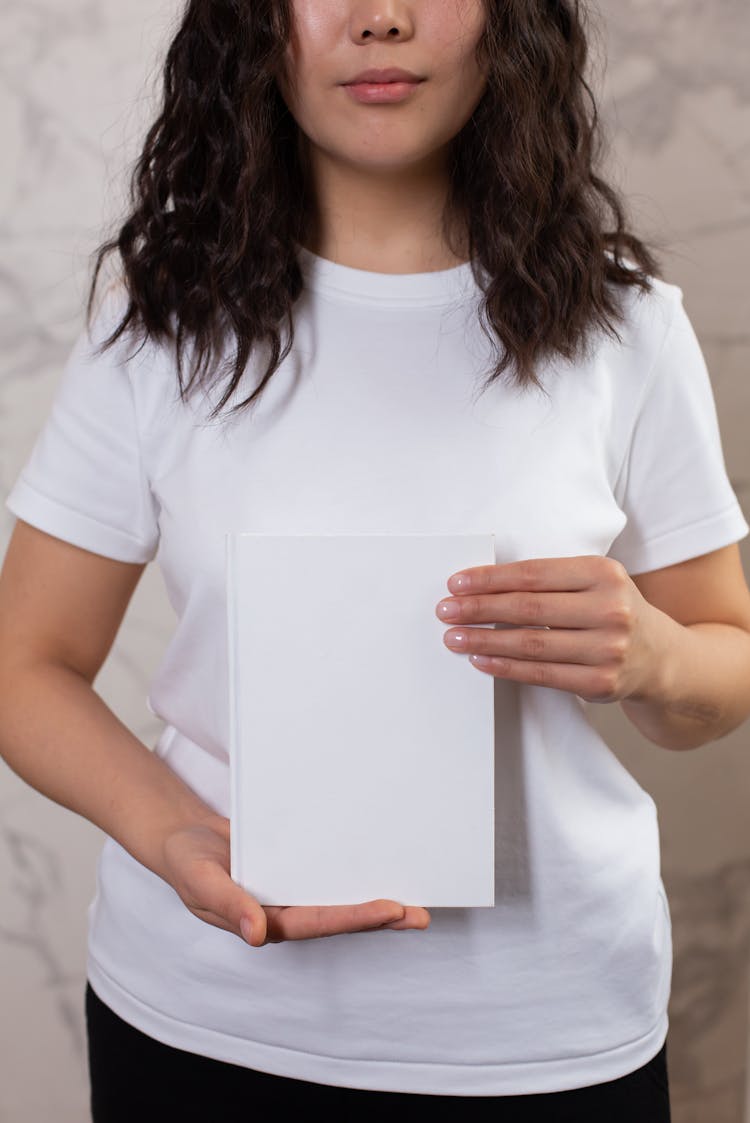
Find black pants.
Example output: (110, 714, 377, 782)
(85, 981, 671, 1122)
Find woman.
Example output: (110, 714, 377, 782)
(1, 1, 749, 1119)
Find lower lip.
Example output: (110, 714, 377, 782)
(342, 81, 422, 104)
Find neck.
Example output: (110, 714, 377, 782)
(299, 138, 470, 274)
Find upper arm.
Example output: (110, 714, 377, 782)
(607, 284, 749, 578)
(630, 543, 750, 631)
(0, 517, 146, 683)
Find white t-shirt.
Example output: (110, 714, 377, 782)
(6, 247, 748, 1096)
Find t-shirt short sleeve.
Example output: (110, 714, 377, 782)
(4, 288, 160, 563)
(608, 285, 749, 575)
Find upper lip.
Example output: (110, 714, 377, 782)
(342, 68, 424, 85)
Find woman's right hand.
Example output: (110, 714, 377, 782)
(161, 815, 432, 947)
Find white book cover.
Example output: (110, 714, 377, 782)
(227, 532, 496, 907)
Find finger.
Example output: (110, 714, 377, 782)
(186, 899, 267, 945)
(190, 904, 255, 940)
(380, 906, 431, 931)
(446, 556, 605, 595)
(269, 899, 407, 942)
(451, 625, 618, 665)
(467, 653, 618, 698)
(184, 857, 268, 945)
(441, 590, 607, 630)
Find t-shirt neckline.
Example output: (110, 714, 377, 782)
(295, 243, 480, 308)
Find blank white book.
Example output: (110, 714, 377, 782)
(226, 532, 496, 907)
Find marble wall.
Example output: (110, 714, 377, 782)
(1, 1, 748, 1119)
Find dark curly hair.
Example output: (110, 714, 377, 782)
(86, 0, 666, 422)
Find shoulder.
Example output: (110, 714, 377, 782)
(549, 262, 696, 451)
(82, 281, 193, 479)
(603, 253, 685, 346)
(85, 278, 131, 349)
(596, 260, 689, 400)
(86, 278, 179, 396)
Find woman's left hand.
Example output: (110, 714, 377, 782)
(435, 555, 668, 704)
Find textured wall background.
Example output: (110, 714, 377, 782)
(1, 1, 748, 1119)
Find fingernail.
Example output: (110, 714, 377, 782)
(240, 916, 254, 944)
(437, 599, 461, 619)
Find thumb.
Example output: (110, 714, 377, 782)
(239, 903, 267, 947)
(197, 857, 268, 946)
(227, 883, 267, 946)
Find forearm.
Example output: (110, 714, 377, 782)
(620, 613, 750, 750)
(0, 660, 224, 881)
